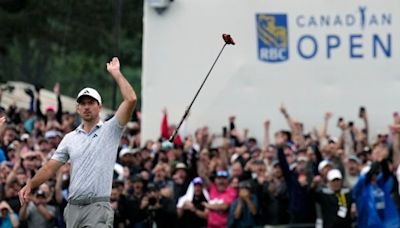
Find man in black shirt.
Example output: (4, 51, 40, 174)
(142, 183, 177, 228)
(314, 169, 354, 228)
(125, 175, 149, 227)
(177, 177, 208, 228)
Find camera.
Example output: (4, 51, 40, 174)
(222, 127, 227, 138)
(36, 189, 46, 198)
(359, 106, 366, 118)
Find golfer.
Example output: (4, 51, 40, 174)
(18, 57, 137, 227)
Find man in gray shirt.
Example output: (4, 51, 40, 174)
(19, 57, 137, 228)
(19, 183, 56, 228)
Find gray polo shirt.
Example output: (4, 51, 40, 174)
(51, 116, 123, 200)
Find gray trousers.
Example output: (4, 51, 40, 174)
(64, 202, 114, 228)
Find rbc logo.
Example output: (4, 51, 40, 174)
(256, 14, 289, 63)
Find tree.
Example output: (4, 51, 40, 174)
(0, 0, 143, 109)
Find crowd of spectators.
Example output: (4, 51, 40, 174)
(1, 83, 400, 228)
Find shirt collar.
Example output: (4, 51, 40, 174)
(76, 120, 104, 133)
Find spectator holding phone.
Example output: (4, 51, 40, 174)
(141, 183, 177, 228)
(228, 181, 257, 228)
(353, 159, 400, 227)
(19, 183, 56, 228)
(0, 200, 19, 228)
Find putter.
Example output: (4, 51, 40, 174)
(169, 34, 235, 143)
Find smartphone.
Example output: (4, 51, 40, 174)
(222, 127, 227, 138)
(337, 117, 343, 127)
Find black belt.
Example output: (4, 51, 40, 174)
(68, 196, 110, 206)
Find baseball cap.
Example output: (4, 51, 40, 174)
(318, 160, 333, 172)
(327, 169, 343, 181)
(216, 170, 229, 178)
(297, 156, 308, 163)
(328, 137, 338, 144)
(76, 87, 102, 105)
(252, 159, 265, 166)
(175, 162, 187, 170)
(147, 182, 160, 192)
(348, 155, 360, 164)
(119, 147, 139, 158)
(161, 140, 174, 151)
(131, 175, 144, 183)
(45, 130, 63, 139)
(7, 143, 16, 151)
(20, 133, 30, 141)
(46, 105, 56, 112)
(21, 151, 41, 160)
(238, 181, 252, 189)
(192, 177, 203, 185)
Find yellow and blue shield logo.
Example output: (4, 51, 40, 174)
(256, 14, 289, 63)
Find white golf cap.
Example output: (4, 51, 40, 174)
(119, 147, 139, 158)
(327, 169, 343, 181)
(318, 160, 333, 172)
(361, 165, 371, 175)
(297, 155, 308, 163)
(76, 87, 102, 105)
(175, 162, 187, 170)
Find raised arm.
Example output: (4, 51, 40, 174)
(107, 57, 137, 126)
(280, 104, 305, 147)
(276, 134, 291, 185)
(277, 146, 291, 183)
(391, 112, 400, 166)
(35, 88, 45, 119)
(54, 83, 63, 124)
(263, 119, 270, 150)
(0, 201, 18, 227)
(280, 104, 296, 132)
(0, 116, 5, 135)
(320, 112, 332, 140)
(359, 106, 369, 142)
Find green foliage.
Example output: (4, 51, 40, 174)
(0, 0, 143, 109)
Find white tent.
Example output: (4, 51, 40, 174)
(0, 81, 113, 118)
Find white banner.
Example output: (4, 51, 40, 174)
(141, 0, 400, 143)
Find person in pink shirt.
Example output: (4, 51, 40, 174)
(203, 170, 237, 228)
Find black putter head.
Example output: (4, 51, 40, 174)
(222, 34, 235, 45)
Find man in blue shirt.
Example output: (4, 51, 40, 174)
(228, 181, 257, 228)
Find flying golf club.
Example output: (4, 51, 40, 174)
(169, 34, 235, 143)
